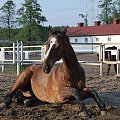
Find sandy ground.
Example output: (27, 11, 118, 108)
(0, 53, 120, 120)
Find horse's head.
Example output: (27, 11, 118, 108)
(42, 26, 69, 74)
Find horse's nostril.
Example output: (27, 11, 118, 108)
(45, 64, 50, 71)
(43, 64, 51, 74)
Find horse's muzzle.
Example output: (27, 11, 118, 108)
(42, 64, 51, 74)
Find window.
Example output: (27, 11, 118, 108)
(85, 38, 88, 43)
(96, 38, 99, 42)
(108, 37, 111, 42)
(75, 39, 78, 43)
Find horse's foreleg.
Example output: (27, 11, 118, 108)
(79, 89, 106, 116)
(91, 90, 106, 115)
(70, 88, 90, 117)
(59, 87, 90, 118)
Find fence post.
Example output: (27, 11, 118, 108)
(116, 47, 119, 75)
(17, 42, 20, 75)
(41, 46, 45, 60)
(13, 42, 15, 64)
(98, 44, 101, 62)
(1, 48, 5, 72)
(21, 41, 23, 64)
(100, 44, 103, 76)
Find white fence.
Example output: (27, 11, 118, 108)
(0, 42, 120, 76)
(71, 43, 97, 53)
(0, 42, 45, 75)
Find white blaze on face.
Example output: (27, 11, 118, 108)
(44, 37, 57, 59)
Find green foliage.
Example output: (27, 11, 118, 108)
(17, 0, 47, 26)
(53, 26, 68, 31)
(0, 0, 16, 39)
(0, 28, 19, 42)
(16, 0, 47, 42)
(14, 24, 49, 43)
(112, 0, 120, 20)
(0, 28, 8, 40)
(14, 23, 41, 42)
(39, 26, 49, 42)
(99, 0, 120, 24)
(99, 0, 113, 24)
(0, 0, 48, 43)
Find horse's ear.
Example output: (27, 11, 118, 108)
(62, 26, 68, 34)
(48, 25, 51, 30)
(48, 25, 54, 35)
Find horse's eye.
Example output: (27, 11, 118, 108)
(50, 41, 52, 43)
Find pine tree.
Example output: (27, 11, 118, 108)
(112, 0, 120, 20)
(99, 0, 113, 24)
(0, 0, 16, 39)
(16, 0, 47, 42)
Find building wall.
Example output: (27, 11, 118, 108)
(69, 35, 120, 44)
(69, 36, 95, 43)
(94, 35, 120, 43)
(69, 35, 120, 53)
(94, 35, 120, 50)
(69, 36, 96, 52)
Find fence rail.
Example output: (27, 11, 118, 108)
(0, 42, 120, 76)
(0, 42, 45, 75)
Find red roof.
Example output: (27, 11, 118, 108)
(67, 22, 120, 37)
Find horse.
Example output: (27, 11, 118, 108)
(97, 46, 117, 75)
(0, 26, 106, 118)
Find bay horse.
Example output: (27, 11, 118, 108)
(0, 26, 106, 118)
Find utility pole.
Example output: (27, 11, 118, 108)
(79, 14, 88, 26)
(89, 0, 95, 25)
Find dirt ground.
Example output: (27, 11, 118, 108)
(0, 53, 120, 120)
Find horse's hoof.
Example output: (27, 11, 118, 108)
(101, 111, 106, 116)
(79, 111, 90, 119)
(24, 99, 31, 107)
(0, 102, 7, 110)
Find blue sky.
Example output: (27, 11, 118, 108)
(0, 0, 99, 27)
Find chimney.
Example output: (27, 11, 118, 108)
(77, 22, 84, 27)
(94, 21, 101, 26)
(112, 19, 120, 24)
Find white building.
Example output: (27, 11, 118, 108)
(67, 20, 120, 53)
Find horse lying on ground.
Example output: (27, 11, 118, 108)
(0, 26, 106, 118)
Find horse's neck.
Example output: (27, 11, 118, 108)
(62, 45, 80, 74)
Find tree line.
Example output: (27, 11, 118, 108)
(0, 0, 120, 44)
(0, 0, 48, 44)
(98, 0, 120, 24)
